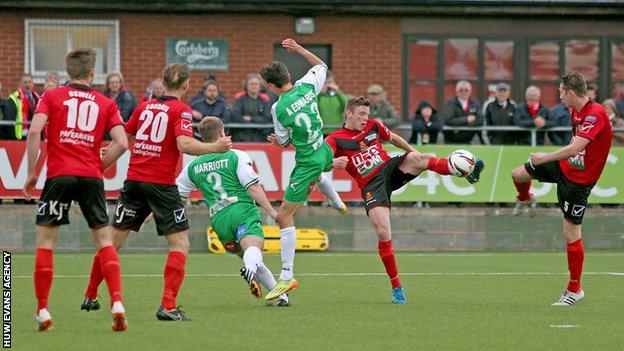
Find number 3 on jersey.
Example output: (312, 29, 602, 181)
(136, 110, 169, 143)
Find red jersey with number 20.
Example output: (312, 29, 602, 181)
(125, 96, 194, 185)
(325, 119, 392, 188)
(559, 100, 612, 185)
(34, 83, 124, 179)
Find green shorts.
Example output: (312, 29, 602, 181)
(211, 202, 264, 254)
(284, 142, 334, 203)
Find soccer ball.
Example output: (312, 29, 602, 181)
(447, 149, 476, 177)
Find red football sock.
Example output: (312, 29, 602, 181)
(378, 240, 401, 289)
(98, 245, 123, 305)
(161, 251, 187, 310)
(566, 238, 584, 293)
(34, 248, 54, 313)
(514, 181, 532, 201)
(427, 156, 451, 175)
(85, 252, 103, 300)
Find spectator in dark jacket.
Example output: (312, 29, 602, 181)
(103, 72, 136, 122)
(230, 74, 272, 142)
(190, 80, 230, 140)
(409, 100, 442, 145)
(484, 82, 516, 145)
(440, 80, 483, 144)
(548, 101, 572, 146)
(514, 85, 554, 145)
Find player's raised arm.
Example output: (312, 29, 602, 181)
(176, 134, 232, 155)
(23, 113, 48, 199)
(282, 38, 324, 67)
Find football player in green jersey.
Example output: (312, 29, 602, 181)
(176, 117, 290, 306)
(260, 38, 347, 300)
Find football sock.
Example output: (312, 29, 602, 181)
(514, 181, 532, 201)
(279, 227, 296, 281)
(427, 156, 451, 175)
(98, 245, 123, 305)
(256, 263, 277, 291)
(317, 173, 344, 206)
(34, 248, 54, 313)
(85, 252, 103, 300)
(243, 246, 262, 274)
(566, 238, 584, 293)
(378, 240, 402, 289)
(161, 251, 187, 310)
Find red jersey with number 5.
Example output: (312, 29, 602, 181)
(125, 95, 194, 184)
(559, 100, 612, 185)
(34, 83, 124, 179)
(325, 119, 393, 188)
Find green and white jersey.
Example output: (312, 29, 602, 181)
(272, 64, 327, 160)
(176, 149, 259, 218)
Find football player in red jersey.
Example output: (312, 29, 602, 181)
(23, 47, 129, 331)
(325, 96, 484, 304)
(81, 63, 232, 321)
(511, 72, 612, 306)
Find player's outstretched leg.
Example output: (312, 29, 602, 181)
(401, 152, 485, 184)
(510, 165, 536, 216)
(267, 203, 301, 301)
(317, 173, 347, 214)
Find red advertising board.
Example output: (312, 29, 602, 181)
(0, 141, 362, 201)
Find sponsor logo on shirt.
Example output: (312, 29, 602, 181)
(577, 122, 594, 134)
(352, 144, 384, 176)
(585, 115, 597, 123)
(181, 111, 193, 120)
(181, 119, 193, 132)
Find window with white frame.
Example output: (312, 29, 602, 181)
(25, 19, 120, 85)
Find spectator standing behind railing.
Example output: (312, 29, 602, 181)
(190, 80, 230, 140)
(603, 98, 624, 145)
(409, 100, 442, 145)
(440, 80, 483, 144)
(2, 73, 41, 140)
(514, 85, 554, 146)
(139, 78, 165, 103)
(230, 74, 272, 142)
(367, 84, 401, 131)
(549, 101, 573, 146)
(586, 83, 598, 102)
(484, 82, 516, 145)
(318, 71, 348, 136)
(103, 72, 137, 122)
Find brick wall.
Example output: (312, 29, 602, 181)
(0, 10, 402, 115)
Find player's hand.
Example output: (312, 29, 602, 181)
(100, 143, 112, 159)
(282, 38, 301, 53)
(22, 173, 37, 200)
(191, 110, 203, 121)
(333, 156, 348, 169)
(214, 136, 232, 152)
(530, 152, 548, 166)
(267, 133, 279, 145)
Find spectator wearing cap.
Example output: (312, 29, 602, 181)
(514, 85, 554, 145)
(409, 100, 442, 145)
(103, 72, 137, 122)
(318, 71, 348, 136)
(190, 80, 230, 140)
(440, 80, 483, 144)
(230, 74, 272, 142)
(367, 84, 400, 130)
(548, 98, 572, 146)
(484, 82, 516, 145)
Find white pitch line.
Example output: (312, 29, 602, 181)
(12, 271, 624, 279)
(550, 325, 581, 328)
(489, 146, 504, 202)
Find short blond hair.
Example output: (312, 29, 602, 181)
(66, 47, 96, 80)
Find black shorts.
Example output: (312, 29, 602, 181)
(524, 160, 594, 225)
(112, 180, 189, 236)
(361, 153, 417, 215)
(36, 176, 108, 228)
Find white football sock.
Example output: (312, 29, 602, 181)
(111, 301, 125, 314)
(36, 308, 51, 322)
(256, 263, 277, 291)
(279, 226, 296, 280)
(243, 246, 262, 274)
(317, 173, 344, 207)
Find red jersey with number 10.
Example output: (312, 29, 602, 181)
(34, 83, 123, 179)
(559, 100, 612, 185)
(125, 95, 194, 185)
(325, 119, 392, 188)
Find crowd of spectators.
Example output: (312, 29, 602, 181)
(1, 71, 623, 146)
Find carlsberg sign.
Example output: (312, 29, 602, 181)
(166, 38, 228, 71)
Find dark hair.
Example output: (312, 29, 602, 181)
(560, 72, 587, 97)
(199, 116, 224, 142)
(259, 61, 290, 88)
(162, 63, 190, 91)
(202, 79, 218, 91)
(66, 47, 96, 80)
(345, 96, 371, 113)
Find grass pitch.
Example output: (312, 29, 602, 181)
(8, 251, 624, 350)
